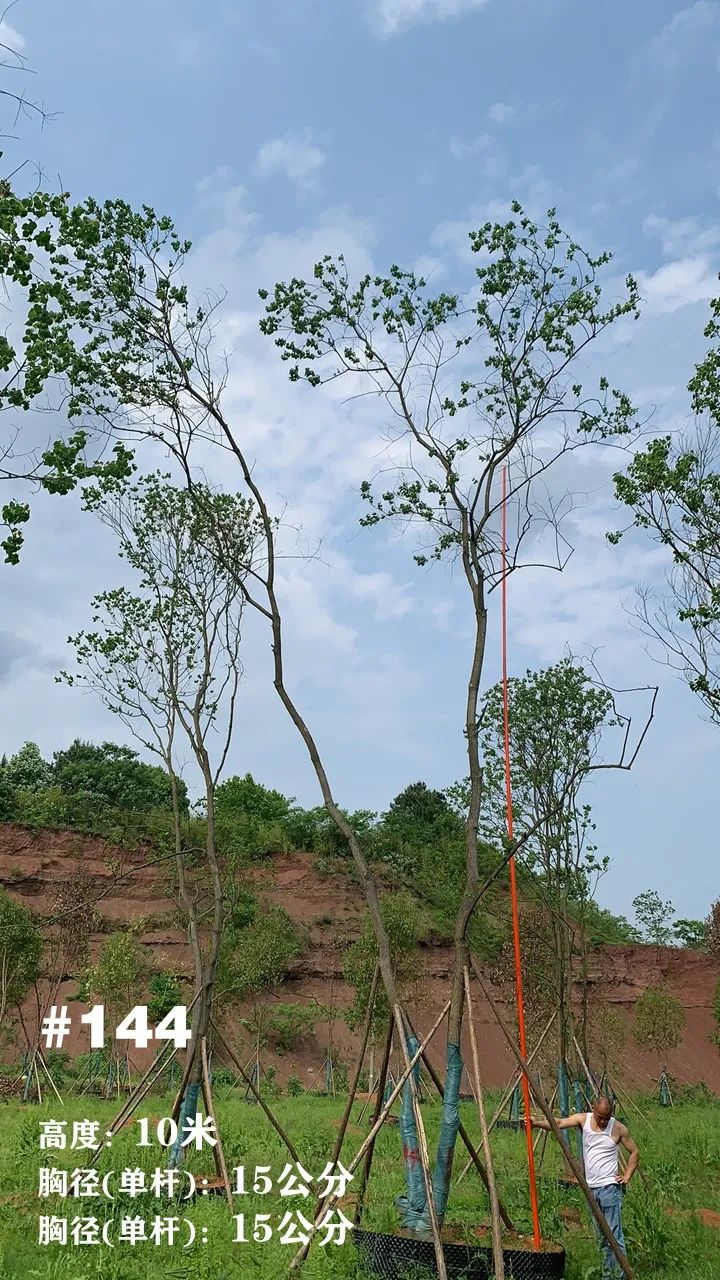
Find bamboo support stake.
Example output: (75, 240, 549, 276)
(289, 969, 381, 1275)
(394, 1004, 448, 1280)
(330, 967, 378, 1167)
(285, 1001, 451, 1276)
(463, 968, 505, 1280)
(212, 1022, 303, 1165)
(38, 1050, 64, 1104)
(368, 1037, 375, 1097)
(473, 962, 633, 1280)
(91, 1042, 180, 1166)
(457, 1009, 557, 1184)
(354, 1016, 394, 1227)
(405, 1014, 515, 1232)
(200, 1036, 234, 1212)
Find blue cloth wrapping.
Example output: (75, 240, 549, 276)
(573, 1078, 586, 1162)
(395, 1034, 428, 1229)
(169, 1079, 200, 1169)
(431, 1042, 463, 1221)
(557, 1060, 573, 1158)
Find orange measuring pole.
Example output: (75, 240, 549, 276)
(501, 465, 542, 1248)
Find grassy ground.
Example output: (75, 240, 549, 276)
(0, 1091, 718, 1279)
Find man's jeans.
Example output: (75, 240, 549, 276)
(591, 1183, 626, 1278)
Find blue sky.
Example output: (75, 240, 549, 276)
(1, 0, 719, 923)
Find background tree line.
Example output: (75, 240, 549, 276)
(0, 731, 713, 957)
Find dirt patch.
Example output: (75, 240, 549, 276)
(668, 1208, 720, 1229)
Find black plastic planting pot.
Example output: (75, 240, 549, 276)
(354, 1228, 565, 1279)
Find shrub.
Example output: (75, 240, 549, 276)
(53, 739, 186, 813)
(343, 891, 430, 1033)
(0, 888, 42, 1021)
(266, 1003, 317, 1053)
(216, 905, 303, 1005)
(215, 774, 293, 824)
(147, 972, 183, 1022)
(633, 988, 686, 1067)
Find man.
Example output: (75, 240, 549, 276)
(531, 1096, 639, 1278)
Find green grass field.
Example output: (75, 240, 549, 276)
(0, 1092, 718, 1279)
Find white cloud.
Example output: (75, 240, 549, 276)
(0, 20, 25, 52)
(637, 256, 718, 314)
(368, 0, 491, 38)
(644, 1, 720, 71)
(413, 253, 445, 282)
(511, 506, 671, 673)
(338, 564, 415, 622)
(448, 132, 506, 179)
(643, 213, 720, 259)
(449, 132, 493, 159)
(487, 101, 513, 124)
(255, 129, 326, 190)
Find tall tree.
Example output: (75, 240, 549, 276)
(632, 889, 675, 946)
(18, 195, 409, 1122)
(706, 897, 720, 963)
(61, 474, 260, 1152)
(612, 420, 720, 724)
(476, 660, 618, 1067)
(19, 195, 655, 1256)
(633, 988, 685, 1075)
(260, 204, 654, 1231)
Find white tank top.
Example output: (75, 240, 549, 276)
(582, 1113, 619, 1188)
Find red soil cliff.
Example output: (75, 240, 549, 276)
(1, 823, 718, 1093)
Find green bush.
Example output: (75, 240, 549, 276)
(0, 775, 17, 820)
(42, 1050, 74, 1084)
(53, 739, 186, 813)
(266, 1003, 317, 1053)
(343, 891, 431, 1033)
(216, 905, 303, 1006)
(0, 888, 43, 1015)
(634, 988, 686, 1066)
(147, 972, 183, 1022)
(215, 773, 294, 823)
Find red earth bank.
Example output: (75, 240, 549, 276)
(2, 823, 718, 1092)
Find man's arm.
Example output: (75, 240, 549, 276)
(616, 1124, 639, 1184)
(530, 1111, 584, 1132)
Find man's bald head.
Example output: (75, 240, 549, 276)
(592, 1095, 613, 1127)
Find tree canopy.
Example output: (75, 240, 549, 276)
(633, 987, 685, 1066)
(0, 888, 43, 1024)
(53, 740, 187, 813)
(215, 774, 294, 824)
